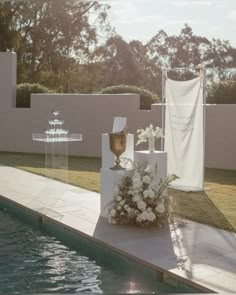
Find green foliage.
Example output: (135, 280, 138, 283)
(0, 0, 112, 90)
(1, 1, 236, 97)
(100, 85, 160, 110)
(207, 80, 236, 104)
(146, 24, 236, 82)
(16, 83, 51, 108)
(0, 2, 20, 51)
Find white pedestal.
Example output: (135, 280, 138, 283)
(134, 151, 167, 183)
(100, 168, 132, 218)
(101, 133, 134, 169)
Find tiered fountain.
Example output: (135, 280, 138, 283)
(33, 110, 82, 143)
(33, 111, 82, 181)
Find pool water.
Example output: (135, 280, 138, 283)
(0, 209, 181, 294)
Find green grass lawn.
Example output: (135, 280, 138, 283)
(0, 152, 236, 232)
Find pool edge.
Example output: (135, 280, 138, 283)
(0, 194, 215, 294)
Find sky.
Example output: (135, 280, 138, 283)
(102, 0, 236, 47)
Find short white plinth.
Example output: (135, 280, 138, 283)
(134, 151, 167, 182)
(101, 133, 134, 169)
(100, 168, 132, 218)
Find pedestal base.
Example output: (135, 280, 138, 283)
(44, 141, 69, 182)
(100, 168, 132, 218)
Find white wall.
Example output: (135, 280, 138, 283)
(0, 52, 16, 108)
(0, 52, 235, 170)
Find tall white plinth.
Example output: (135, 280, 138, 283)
(134, 151, 167, 183)
(100, 168, 132, 218)
(101, 133, 134, 169)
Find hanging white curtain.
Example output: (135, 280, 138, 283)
(164, 76, 204, 191)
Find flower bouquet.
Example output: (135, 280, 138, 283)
(136, 124, 163, 152)
(108, 160, 178, 227)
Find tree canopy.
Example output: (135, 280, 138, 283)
(0, 0, 112, 90)
(0, 2, 236, 98)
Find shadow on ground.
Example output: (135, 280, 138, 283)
(170, 188, 235, 232)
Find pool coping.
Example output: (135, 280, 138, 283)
(1, 165, 236, 293)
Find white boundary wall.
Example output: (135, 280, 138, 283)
(0, 52, 235, 170)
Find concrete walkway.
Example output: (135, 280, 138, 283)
(0, 165, 236, 294)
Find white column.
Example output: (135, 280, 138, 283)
(134, 151, 167, 183)
(100, 169, 132, 218)
(0, 52, 17, 108)
(100, 133, 134, 218)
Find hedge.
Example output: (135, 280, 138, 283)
(16, 83, 52, 108)
(100, 85, 160, 110)
(207, 80, 236, 104)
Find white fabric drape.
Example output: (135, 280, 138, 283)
(164, 77, 204, 191)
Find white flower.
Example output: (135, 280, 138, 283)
(137, 200, 146, 211)
(108, 216, 117, 224)
(132, 194, 141, 202)
(156, 203, 165, 214)
(149, 190, 155, 198)
(120, 200, 125, 206)
(116, 195, 122, 202)
(147, 212, 156, 221)
(108, 158, 176, 227)
(136, 124, 163, 146)
(133, 180, 143, 189)
(144, 164, 154, 174)
(132, 172, 143, 189)
(140, 211, 148, 221)
(136, 214, 142, 222)
(143, 190, 149, 198)
(155, 126, 163, 138)
(143, 175, 151, 184)
(124, 204, 129, 210)
(137, 210, 156, 222)
(143, 189, 155, 199)
(110, 209, 116, 217)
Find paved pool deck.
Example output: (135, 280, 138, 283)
(0, 165, 236, 294)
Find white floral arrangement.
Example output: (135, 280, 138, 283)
(108, 160, 178, 227)
(136, 124, 163, 146)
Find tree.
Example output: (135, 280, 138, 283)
(0, 2, 21, 51)
(146, 24, 211, 68)
(129, 40, 162, 92)
(91, 36, 162, 93)
(146, 24, 236, 83)
(100, 35, 144, 86)
(0, 0, 112, 90)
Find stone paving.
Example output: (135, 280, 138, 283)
(0, 165, 236, 294)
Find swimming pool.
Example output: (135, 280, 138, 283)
(0, 208, 175, 294)
(0, 200, 205, 294)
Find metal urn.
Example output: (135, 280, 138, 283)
(109, 131, 127, 170)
